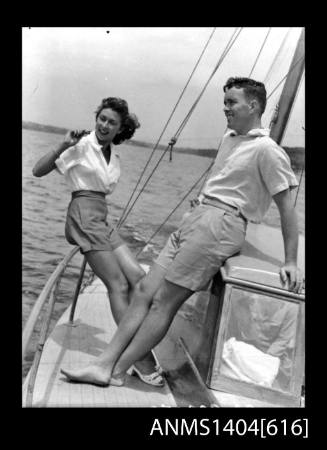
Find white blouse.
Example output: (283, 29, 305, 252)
(55, 131, 121, 195)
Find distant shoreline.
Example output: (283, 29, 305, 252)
(22, 120, 305, 168)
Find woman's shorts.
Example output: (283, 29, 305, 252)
(65, 190, 123, 254)
(155, 204, 247, 292)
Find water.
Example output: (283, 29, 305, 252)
(22, 128, 305, 377)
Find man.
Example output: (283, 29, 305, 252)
(61, 77, 303, 386)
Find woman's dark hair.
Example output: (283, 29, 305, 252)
(95, 97, 140, 145)
(223, 77, 267, 115)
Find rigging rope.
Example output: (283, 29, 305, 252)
(197, 27, 273, 196)
(138, 45, 305, 252)
(167, 27, 244, 164)
(266, 28, 293, 125)
(172, 28, 243, 142)
(268, 45, 305, 208)
(249, 28, 272, 78)
(118, 27, 243, 229)
(263, 28, 292, 85)
(266, 55, 305, 102)
(136, 165, 212, 257)
(117, 27, 217, 228)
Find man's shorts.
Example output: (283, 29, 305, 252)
(155, 204, 247, 291)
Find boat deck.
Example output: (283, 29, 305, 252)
(22, 278, 177, 407)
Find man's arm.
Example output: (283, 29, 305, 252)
(273, 188, 303, 293)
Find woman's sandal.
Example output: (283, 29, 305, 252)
(131, 365, 165, 387)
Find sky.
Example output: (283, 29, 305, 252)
(22, 27, 305, 148)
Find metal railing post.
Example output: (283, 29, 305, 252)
(22, 247, 79, 361)
(69, 256, 87, 324)
(23, 248, 95, 406)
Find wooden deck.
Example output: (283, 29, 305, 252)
(22, 278, 177, 407)
(23, 224, 305, 408)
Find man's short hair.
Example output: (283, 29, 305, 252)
(223, 77, 267, 115)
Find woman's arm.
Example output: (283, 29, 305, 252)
(32, 130, 86, 177)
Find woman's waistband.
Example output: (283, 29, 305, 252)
(72, 190, 106, 199)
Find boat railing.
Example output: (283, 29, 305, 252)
(22, 246, 93, 407)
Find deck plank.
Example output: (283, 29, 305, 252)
(23, 279, 176, 407)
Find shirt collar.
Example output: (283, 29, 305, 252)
(89, 130, 102, 151)
(88, 131, 117, 154)
(87, 130, 114, 152)
(228, 128, 270, 137)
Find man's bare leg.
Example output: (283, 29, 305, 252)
(113, 245, 161, 374)
(61, 278, 193, 385)
(112, 280, 193, 379)
(60, 263, 167, 385)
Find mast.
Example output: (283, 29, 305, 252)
(269, 28, 305, 145)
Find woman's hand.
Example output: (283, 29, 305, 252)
(62, 130, 90, 149)
(32, 129, 90, 178)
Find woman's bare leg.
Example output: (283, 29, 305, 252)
(60, 249, 132, 386)
(85, 250, 130, 324)
(113, 244, 146, 286)
(95, 262, 166, 361)
(61, 263, 167, 385)
(112, 280, 193, 378)
(113, 245, 163, 374)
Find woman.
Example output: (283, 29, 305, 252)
(32, 97, 164, 386)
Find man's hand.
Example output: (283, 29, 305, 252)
(273, 189, 303, 294)
(279, 263, 304, 293)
